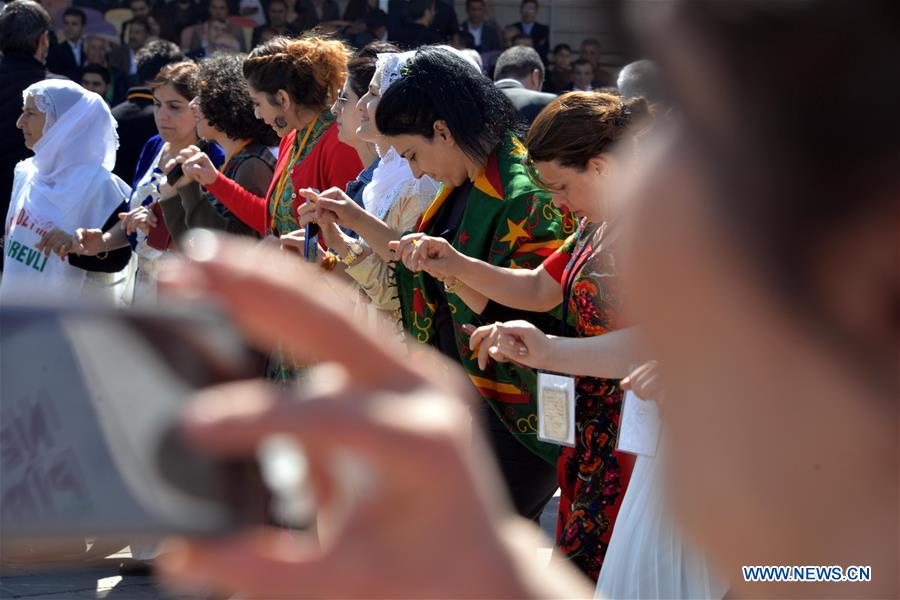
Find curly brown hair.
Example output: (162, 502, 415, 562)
(198, 53, 279, 147)
(243, 34, 351, 112)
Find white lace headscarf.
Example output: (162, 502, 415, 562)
(362, 51, 439, 221)
(24, 79, 119, 209)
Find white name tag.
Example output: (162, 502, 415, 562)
(616, 390, 661, 457)
(537, 372, 575, 447)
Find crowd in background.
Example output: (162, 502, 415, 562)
(0, 0, 897, 598)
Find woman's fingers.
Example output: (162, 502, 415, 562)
(159, 232, 438, 393)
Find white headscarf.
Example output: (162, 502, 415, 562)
(362, 51, 439, 221)
(1, 80, 131, 301)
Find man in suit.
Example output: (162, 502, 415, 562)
(111, 40, 184, 183)
(0, 0, 51, 269)
(47, 7, 86, 79)
(109, 17, 150, 85)
(252, 0, 298, 48)
(460, 0, 500, 53)
(509, 0, 548, 63)
(493, 45, 555, 128)
(391, 0, 439, 49)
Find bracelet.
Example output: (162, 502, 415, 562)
(320, 251, 339, 272)
(97, 235, 109, 260)
(443, 277, 463, 295)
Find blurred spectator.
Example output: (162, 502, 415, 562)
(460, 0, 500, 53)
(110, 17, 150, 84)
(426, 0, 458, 43)
(577, 37, 612, 85)
(342, 0, 387, 43)
(128, 0, 162, 38)
(501, 23, 519, 49)
(392, 0, 439, 49)
(509, 0, 547, 61)
(511, 32, 531, 47)
(448, 29, 474, 51)
(617, 59, 665, 106)
(188, 0, 246, 54)
(46, 7, 86, 79)
(545, 42, 571, 92)
(493, 45, 554, 127)
(238, 0, 265, 26)
(298, 0, 339, 27)
(81, 37, 125, 103)
(0, 0, 51, 266)
(351, 8, 388, 47)
(251, 0, 298, 48)
(157, 0, 206, 45)
(282, 0, 315, 31)
(79, 62, 110, 100)
(111, 39, 184, 182)
(570, 57, 595, 91)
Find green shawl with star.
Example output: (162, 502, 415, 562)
(395, 132, 577, 465)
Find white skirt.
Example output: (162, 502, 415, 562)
(596, 450, 727, 600)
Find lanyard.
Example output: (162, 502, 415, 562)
(269, 119, 317, 232)
(222, 139, 251, 169)
(559, 238, 593, 336)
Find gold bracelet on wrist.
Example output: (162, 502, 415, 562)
(443, 277, 463, 294)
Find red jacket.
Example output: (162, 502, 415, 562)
(205, 121, 362, 235)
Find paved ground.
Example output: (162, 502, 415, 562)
(0, 495, 561, 599)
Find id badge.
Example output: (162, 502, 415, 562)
(616, 390, 661, 457)
(537, 371, 576, 447)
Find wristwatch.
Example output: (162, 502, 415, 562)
(342, 240, 365, 267)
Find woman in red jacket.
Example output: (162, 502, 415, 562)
(171, 35, 362, 237)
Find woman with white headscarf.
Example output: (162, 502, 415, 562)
(1, 79, 131, 301)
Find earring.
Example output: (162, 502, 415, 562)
(274, 116, 288, 129)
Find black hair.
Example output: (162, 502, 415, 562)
(406, 0, 434, 22)
(136, 39, 184, 84)
(347, 41, 399, 98)
(552, 43, 571, 55)
(466, 0, 484, 7)
(494, 45, 543, 81)
(572, 58, 593, 70)
(122, 16, 150, 45)
(198, 53, 279, 146)
(81, 63, 110, 84)
(376, 46, 517, 166)
(512, 33, 531, 45)
(453, 30, 475, 50)
(0, 0, 51, 56)
(520, 0, 537, 7)
(365, 9, 388, 31)
(63, 7, 86, 26)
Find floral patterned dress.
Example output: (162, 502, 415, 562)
(542, 219, 635, 581)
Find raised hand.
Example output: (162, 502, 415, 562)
(72, 228, 105, 256)
(163, 146, 217, 187)
(119, 205, 157, 236)
(465, 320, 553, 371)
(388, 234, 463, 281)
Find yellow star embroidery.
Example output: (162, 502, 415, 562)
(499, 218, 529, 249)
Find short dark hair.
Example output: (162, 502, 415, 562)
(136, 39, 184, 84)
(552, 43, 571, 55)
(512, 33, 531, 45)
(572, 58, 593, 70)
(376, 46, 517, 166)
(406, 0, 434, 22)
(521, 0, 538, 7)
(494, 45, 543, 82)
(347, 41, 399, 99)
(63, 7, 86, 26)
(466, 0, 484, 8)
(198, 53, 279, 146)
(453, 30, 475, 50)
(81, 63, 110, 84)
(0, 0, 51, 56)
